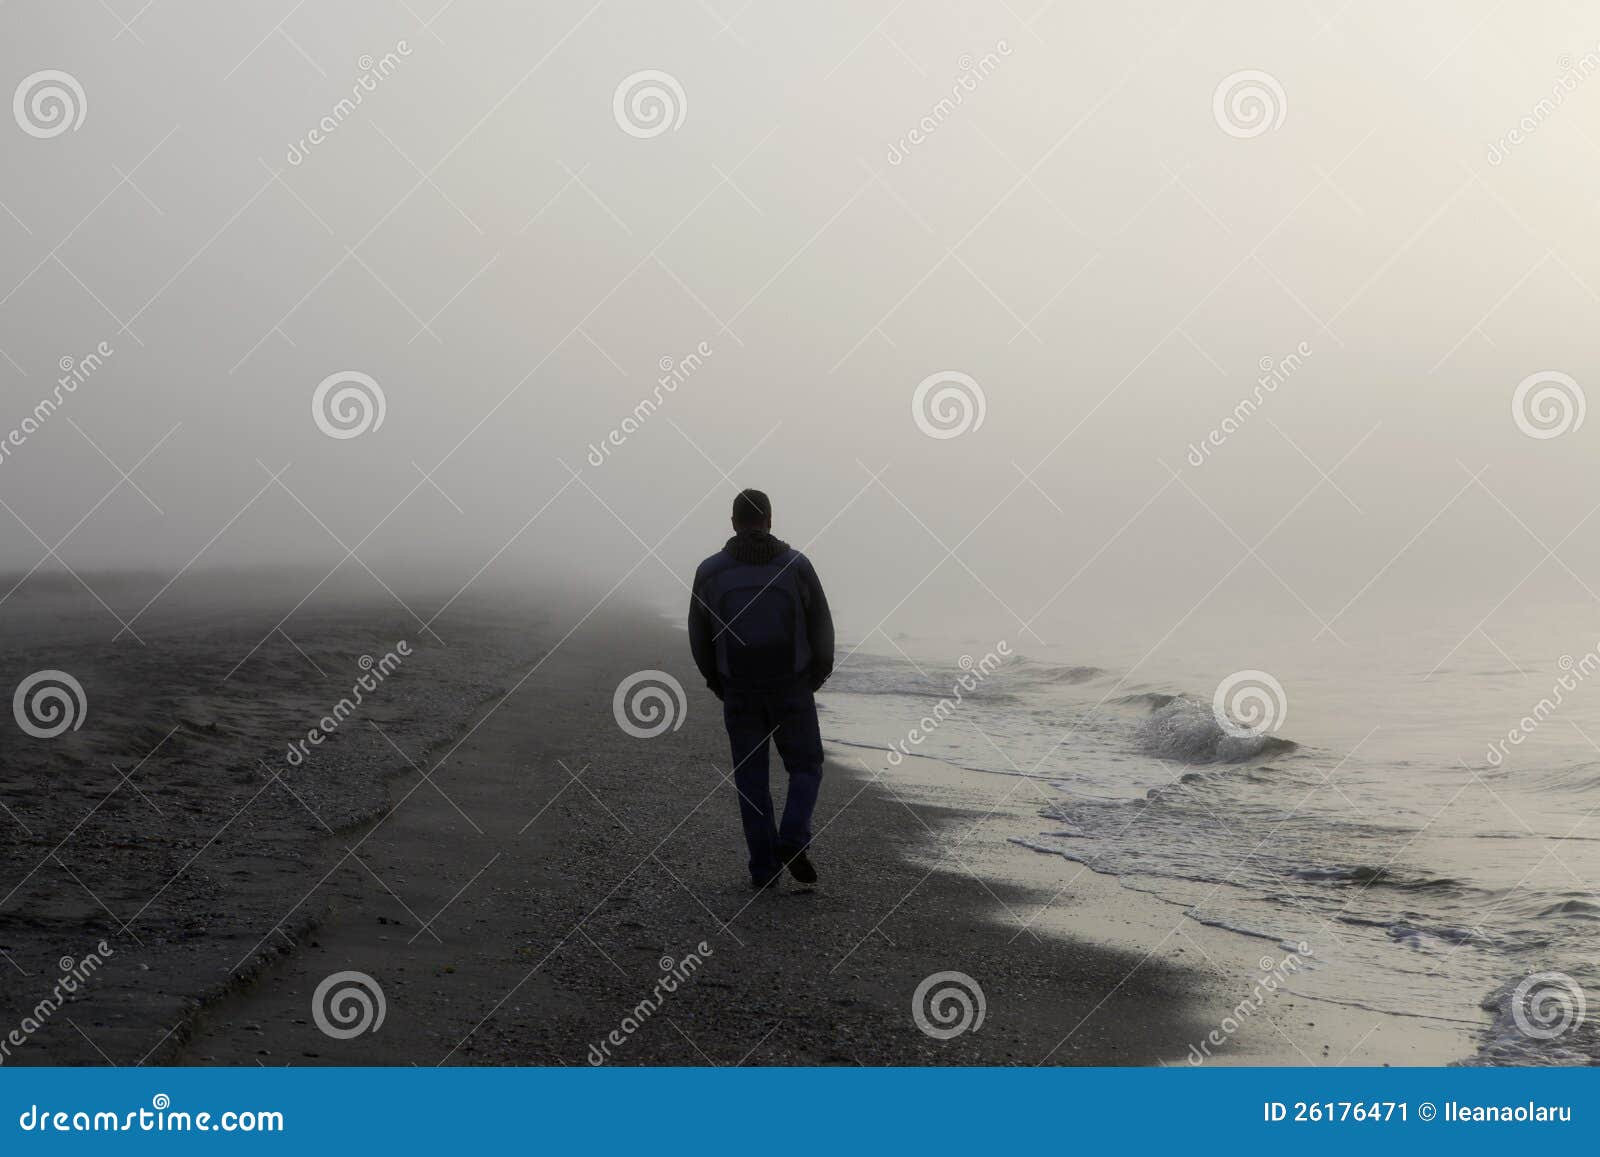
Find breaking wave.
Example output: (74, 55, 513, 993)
(1133, 694, 1298, 763)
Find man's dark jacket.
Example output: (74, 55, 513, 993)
(688, 531, 834, 696)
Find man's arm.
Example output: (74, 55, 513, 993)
(687, 568, 723, 698)
(797, 554, 835, 691)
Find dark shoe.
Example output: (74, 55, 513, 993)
(751, 868, 781, 891)
(776, 842, 818, 885)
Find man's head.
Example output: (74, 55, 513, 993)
(731, 488, 772, 532)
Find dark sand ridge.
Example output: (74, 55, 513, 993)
(0, 583, 530, 1065)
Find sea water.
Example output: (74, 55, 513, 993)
(819, 608, 1600, 1066)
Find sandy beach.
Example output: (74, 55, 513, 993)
(2, 584, 1472, 1067)
(8, 2, 1600, 1104)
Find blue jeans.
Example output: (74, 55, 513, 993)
(722, 681, 823, 881)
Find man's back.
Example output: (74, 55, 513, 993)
(688, 530, 833, 696)
(687, 490, 833, 890)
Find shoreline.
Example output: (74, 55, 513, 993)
(834, 743, 1481, 1066)
(168, 607, 1221, 1065)
(3, 594, 1481, 1066)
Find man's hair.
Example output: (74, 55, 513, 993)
(732, 488, 772, 528)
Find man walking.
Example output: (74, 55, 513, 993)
(688, 490, 835, 890)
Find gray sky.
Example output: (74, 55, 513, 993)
(3, 2, 1598, 668)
